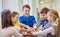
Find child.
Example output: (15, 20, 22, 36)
(31, 9, 59, 37)
(12, 11, 30, 29)
(2, 9, 22, 37)
(18, 5, 36, 27)
(35, 7, 49, 29)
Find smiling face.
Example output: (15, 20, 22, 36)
(41, 13, 47, 20)
(23, 7, 30, 17)
(47, 14, 54, 23)
(47, 9, 59, 23)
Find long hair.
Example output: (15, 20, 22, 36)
(57, 18, 60, 37)
(48, 9, 60, 37)
(1, 9, 14, 29)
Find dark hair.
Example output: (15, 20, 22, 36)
(12, 11, 19, 17)
(22, 4, 30, 10)
(1, 9, 14, 29)
(40, 7, 49, 14)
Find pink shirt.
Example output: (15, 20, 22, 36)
(2, 26, 22, 37)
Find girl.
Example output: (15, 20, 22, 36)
(31, 9, 60, 37)
(12, 11, 30, 29)
(2, 9, 22, 37)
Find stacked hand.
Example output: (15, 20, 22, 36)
(25, 28, 36, 36)
(20, 27, 37, 37)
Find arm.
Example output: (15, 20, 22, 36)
(35, 18, 44, 29)
(20, 23, 30, 29)
(13, 27, 23, 37)
(32, 16, 36, 23)
(32, 27, 55, 36)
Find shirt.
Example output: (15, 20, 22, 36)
(14, 22, 21, 27)
(2, 26, 22, 37)
(18, 15, 36, 27)
(36, 18, 48, 28)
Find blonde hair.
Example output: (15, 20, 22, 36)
(48, 9, 60, 37)
(57, 18, 60, 37)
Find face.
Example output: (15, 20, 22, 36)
(12, 14, 19, 23)
(41, 13, 47, 20)
(23, 7, 30, 17)
(47, 12, 54, 22)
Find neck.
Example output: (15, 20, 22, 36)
(24, 15, 29, 17)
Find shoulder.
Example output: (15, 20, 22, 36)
(30, 16, 35, 17)
(19, 16, 24, 19)
(7, 26, 20, 32)
(29, 16, 35, 18)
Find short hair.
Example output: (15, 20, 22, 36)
(22, 4, 30, 10)
(40, 7, 49, 14)
(12, 11, 19, 17)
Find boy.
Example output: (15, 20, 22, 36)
(36, 7, 50, 30)
(18, 5, 36, 27)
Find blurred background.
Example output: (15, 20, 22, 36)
(0, 0, 60, 36)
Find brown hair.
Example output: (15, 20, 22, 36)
(57, 18, 60, 37)
(22, 4, 30, 10)
(48, 9, 59, 20)
(48, 9, 60, 37)
(40, 7, 49, 14)
(12, 11, 19, 17)
(1, 9, 14, 29)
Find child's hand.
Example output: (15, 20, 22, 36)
(20, 27, 25, 31)
(30, 28, 36, 32)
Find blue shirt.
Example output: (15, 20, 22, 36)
(36, 18, 48, 28)
(18, 15, 36, 27)
(42, 22, 52, 30)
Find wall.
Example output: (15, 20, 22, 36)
(0, 0, 2, 36)
(56, 0, 60, 16)
(3, 0, 19, 12)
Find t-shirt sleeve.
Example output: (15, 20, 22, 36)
(13, 27, 22, 37)
(32, 16, 36, 23)
(32, 27, 55, 36)
(18, 16, 23, 23)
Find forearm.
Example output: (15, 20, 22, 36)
(32, 27, 55, 36)
(20, 23, 30, 29)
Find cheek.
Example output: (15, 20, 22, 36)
(48, 17, 53, 22)
(12, 18, 15, 22)
(47, 17, 51, 21)
(15, 17, 18, 21)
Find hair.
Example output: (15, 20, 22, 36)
(22, 4, 30, 10)
(48, 9, 60, 37)
(40, 7, 49, 14)
(48, 9, 59, 21)
(57, 18, 60, 37)
(1, 9, 14, 29)
(12, 11, 19, 17)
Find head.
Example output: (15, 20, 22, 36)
(47, 9, 59, 23)
(22, 5, 30, 17)
(40, 7, 49, 20)
(47, 9, 60, 37)
(2, 9, 13, 29)
(12, 11, 19, 23)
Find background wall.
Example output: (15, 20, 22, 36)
(0, 0, 2, 37)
